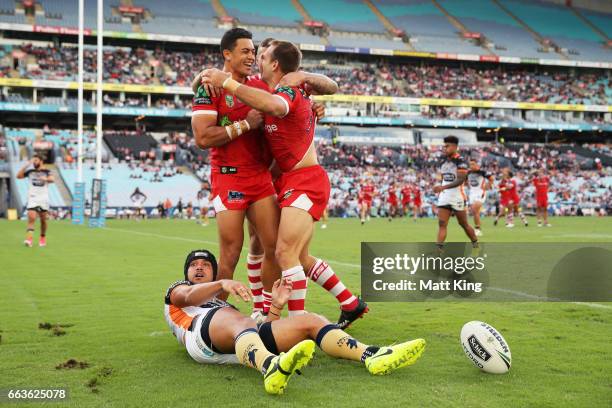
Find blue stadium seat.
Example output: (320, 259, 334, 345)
(302, 0, 387, 33)
(221, 0, 301, 27)
(60, 163, 202, 207)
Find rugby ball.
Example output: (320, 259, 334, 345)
(460, 321, 511, 374)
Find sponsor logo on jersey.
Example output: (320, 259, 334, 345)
(228, 191, 244, 202)
(282, 189, 294, 201)
(220, 166, 238, 174)
(194, 86, 212, 105)
(265, 124, 278, 133)
(467, 335, 491, 361)
(276, 86, 296, 101)
(225, 95, 234, 108)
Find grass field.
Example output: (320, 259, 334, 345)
(1, 217, 611, 407)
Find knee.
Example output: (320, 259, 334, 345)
(438, 219, 448, 228)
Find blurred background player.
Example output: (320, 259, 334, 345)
(130, 187, 147, 220)
(359, 179, 375, 225)
(387, 182, 398, 222)
(495, 169, 528, 228)
(532, 169, 552, 227)
(467, 159, 493, 236)
(17, 155, 53, 247)
(433, 136, 478, 251)
(411, 183, 422, 222)
(400, 183, 412, 219)
(196, 184, 211, 226)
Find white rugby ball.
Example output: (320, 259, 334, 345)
(460, 321, 511, 374)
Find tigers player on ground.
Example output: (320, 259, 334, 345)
(432, 136, 478, 251)
(467, 159, 493, 236)
(164, 249, 426, 395)
(17, 155, 53, 247)
(201, 40, 369, 324)
(532, 168, 551, 227)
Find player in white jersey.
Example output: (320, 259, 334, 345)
(17, 155, 54, 247)
(466, 159, 493, 237)
(433, 136, 478, 251)
(164, 249, 426, 395)
(196, 186, 211, 226)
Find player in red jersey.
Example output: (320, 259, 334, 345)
(411, 184, 422, 222)
(400, 184, 412, 218)
(191, 29, 280, 304)
(359, 181, 375, 225)
(532, 168, 551, 227)
(202, 40, 368, 324)
(494, 169, 527, 228)
(386, 183, 398, 221)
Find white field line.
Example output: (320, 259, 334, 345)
(103, 226, 611, 310)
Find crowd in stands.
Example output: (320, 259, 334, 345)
(3, 43, 610, 104)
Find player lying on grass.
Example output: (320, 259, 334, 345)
(165, 249, 426, 395)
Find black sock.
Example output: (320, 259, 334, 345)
(360, 346, 381, 362)
(261, 355, 275, 375)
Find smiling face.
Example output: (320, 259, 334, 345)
(186, 258, 214, 284)
(259, 45, 279, 84)
(223, 38, 255, 78)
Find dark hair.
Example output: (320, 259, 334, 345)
(184, 249, 218, 282)
(220, 28, 252, 53)
(443, 135, 459, 145)
(33, 153, 42, 159)
(269, 40, 301, 74)
(259, 37, 275, 48)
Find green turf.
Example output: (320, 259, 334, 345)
(0, 217, 611, 407)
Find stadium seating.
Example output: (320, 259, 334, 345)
(221, 0, 301, 27)
(301, 0, 386, 34)
(103, 132, 157, 160)
(59, 163, 201, 207)
(437, 0, 545, 58)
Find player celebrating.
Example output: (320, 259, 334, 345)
(165, 249, 427, 395)
(386, 182, 398, 221)
(433, 136, 478, 250)
(532, 168, 551, 227)
(17, 155, 53, 247)
(200, 40, 345, 317)
(359, 179, 375, 225)
(466, 159, 493, 236)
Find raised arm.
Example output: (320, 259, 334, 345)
(279, 71, 339, 95)
(16, 161, 31, 179)
(170, 279, 251, 308)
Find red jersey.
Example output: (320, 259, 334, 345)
(192, 77, 271, 176)
(498, 179, 517, 201)
(533, 176, 549, 197)
(412, 186, 421, 201)
(361, 184, 375, 201)
(387, 188, 397, 202)
(263, 86, 315, 172)
(401, 186, 412, 202)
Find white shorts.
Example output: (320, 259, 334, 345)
(27, 198, 49, 212)
(437, 191, 466, 212)
(184, 310, 239, 365)
(468, 189, 485, 205)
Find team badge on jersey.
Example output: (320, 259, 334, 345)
(225, 95, 234, 108)
(282, 189, 294, 201)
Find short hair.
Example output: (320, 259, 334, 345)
(444, 135, 459, 145)
(220, 28, 252, 53)
(259, 37, 275, 48)
(33, 153, 42, 160)
(269, 40, 301, 74)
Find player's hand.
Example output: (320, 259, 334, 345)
(201, 68, 231, 88)
(279, 71, 307, 88)
(220, 279, 252, 302)
(271, 278, 292, 307)
(192, 70, 220, 97)
(245, 109, 264, 130)
(312, 102, 326, 122)
(433, 185, 444, 194)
